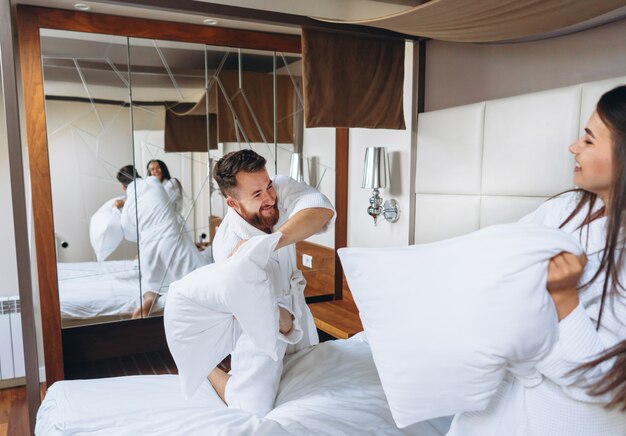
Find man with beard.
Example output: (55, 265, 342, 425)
(209, 149, 335, 415)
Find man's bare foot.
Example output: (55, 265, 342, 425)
(132, 291, 157, 319)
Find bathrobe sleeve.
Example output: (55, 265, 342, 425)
(520, 192, 626, 403)
(273, 175, 336, 233)
(120, 181, 138, 242)
(163, 178, 183, 214)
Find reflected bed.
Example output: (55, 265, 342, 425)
(57, 260, 165, 327)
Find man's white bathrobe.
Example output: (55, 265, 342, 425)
(121, 176, 206, 295)
(212, 175, 335, 415)
(448, 191, 626, 436)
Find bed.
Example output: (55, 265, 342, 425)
(35, 333, 452, 435)
(57, 260, 165, 327)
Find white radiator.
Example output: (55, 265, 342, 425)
(0, 296, 25, 381)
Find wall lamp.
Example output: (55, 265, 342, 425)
(361, 146, 400, 225)
(289, 152, 305, 183)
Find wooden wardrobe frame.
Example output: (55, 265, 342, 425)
(17, 5, 348, 387)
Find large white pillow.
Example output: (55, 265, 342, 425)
(89, 197, 124, 262)
(338, 222, 582, 428)
(164, 232, 282, 399)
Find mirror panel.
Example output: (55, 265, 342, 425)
(276, 51, 336, 299)
(38, 26, 335, 331)
(127, 38, 213, 318)
(40, 29, 142, 327)
(209, 46, 279, 175)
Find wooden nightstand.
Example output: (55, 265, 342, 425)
(308, 296, 363, 340)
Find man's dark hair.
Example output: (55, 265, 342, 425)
(116, 165, 140, 188)
(213, 149, 266, 197)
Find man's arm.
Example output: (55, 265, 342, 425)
(208, 367, 230, 403)
(275, 207, 334, 250)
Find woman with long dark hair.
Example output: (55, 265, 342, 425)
(147, 159, 183, 214)
(450, 85, 626, 435)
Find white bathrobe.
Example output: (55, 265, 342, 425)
(448, 191, 626, 436)
(162, 178, 183, 216)
(121, 176, 206, 294)
(212, 174, 335, 415)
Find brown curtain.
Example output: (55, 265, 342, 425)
(216, 70, 294, 143)
(315, 0, 626, 43)
(302, 28, 405, 129)
(164, 71, 295, 149)
(164, 90, 218, 152)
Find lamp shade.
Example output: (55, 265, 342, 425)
(362, 146, 388, 189)
(289, 152, 305, 183)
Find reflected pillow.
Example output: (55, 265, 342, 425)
(89, 197, 124, 262)
(164, 233, 282, 399)
(338, 223, 582, 428)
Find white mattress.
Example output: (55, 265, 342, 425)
(36, 334, 452, 435)
(57, 260, 146, 319)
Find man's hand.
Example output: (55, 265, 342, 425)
(547, 252, 587, 321)
(114, 198, 125, 209)
(278, 307, 294, 335)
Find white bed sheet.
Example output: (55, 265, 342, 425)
(57, 260, 146, 319)
(36, 334, 452, 435)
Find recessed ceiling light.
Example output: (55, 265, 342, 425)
(202, 17, 219, 26)
(74, 3, 91, 11)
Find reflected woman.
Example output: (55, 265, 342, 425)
(147, 159, 183, 215)
(117, 164, 207, 319)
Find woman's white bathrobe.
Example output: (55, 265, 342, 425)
(449, 191, 626, 436)
(212, 175, 335, 415)
(162, 178, 183, 216)
(121, 176, 206, 294)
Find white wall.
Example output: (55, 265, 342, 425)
(46, 100, 138, 262)
(347, 42, 415, 248)
(0, 63, 19, 298)
(425, 17, 626, 111)
(345, 19, 626, 249)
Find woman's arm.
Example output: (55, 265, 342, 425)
(540, 252, 618, 403)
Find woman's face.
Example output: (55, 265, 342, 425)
(148, 161, 163, 181)
(569, 111, 614, 204)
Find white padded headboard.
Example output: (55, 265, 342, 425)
(414, 75, 626, 243)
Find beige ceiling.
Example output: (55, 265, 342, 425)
(16, 0, 626, 41)
(17, 0, 426, 35)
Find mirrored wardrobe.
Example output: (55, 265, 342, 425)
(19, 6, 345, 386)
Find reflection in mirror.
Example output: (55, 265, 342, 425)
(207, 48, 337, 300)
(127, 38, 214, 318)
(277, 51, 336, 300)
(40, 29, 142, 327)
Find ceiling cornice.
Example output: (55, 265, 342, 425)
(87, 0, 420, 40)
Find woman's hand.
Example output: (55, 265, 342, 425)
(546, 252, 587, 321)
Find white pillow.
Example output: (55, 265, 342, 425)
(338, 222, 582, 428)
(164, 232, 282, 399)
(89, 197, 124, 262)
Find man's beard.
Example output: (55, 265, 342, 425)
(240, 203, 279, 232)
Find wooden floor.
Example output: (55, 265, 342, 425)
(0, 384, 45, 436)
(0, 350, 177, 435)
